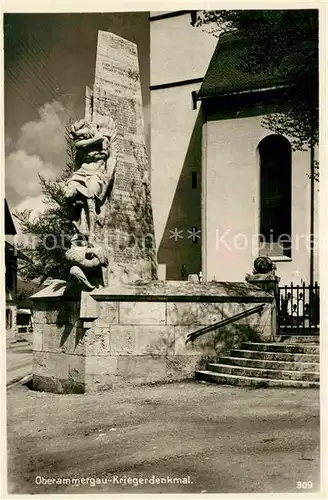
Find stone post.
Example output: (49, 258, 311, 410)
(245, 257, 280, 338)
(245, 272, 280, 295)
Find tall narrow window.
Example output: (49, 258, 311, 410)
(259, 135, 292, 258)
(191, 171, 198, 189)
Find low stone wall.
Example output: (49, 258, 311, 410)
(31, 281, 276, 393)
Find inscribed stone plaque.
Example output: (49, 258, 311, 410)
(88, 31, 157, 284)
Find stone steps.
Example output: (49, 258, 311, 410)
(218, 356, 319, 372)
(241, 342, 319, 354)
(196, 370, 320, 388)
(195, 341, 320, 388)
(207, 363, 319, 382)
(229, 349, 319, 363)
(276, 335, 319, 344)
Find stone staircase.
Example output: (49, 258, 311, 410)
(196, 337, 320, 388)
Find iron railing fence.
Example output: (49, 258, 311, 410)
(278, 282, 319, 333)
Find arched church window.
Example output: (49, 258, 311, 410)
(258, 135, 292, 258)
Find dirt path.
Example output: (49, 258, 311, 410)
(7, 381, 320, 494)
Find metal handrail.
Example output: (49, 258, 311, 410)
(185, 304, 265, 344)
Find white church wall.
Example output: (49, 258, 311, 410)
(203, 114, 315, 286)
(150, 12, 217, 278)
(151, 84, 202, 247)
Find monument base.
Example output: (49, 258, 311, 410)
(31, 281, 276, 393)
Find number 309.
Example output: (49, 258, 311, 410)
(297, 481, 313, 489)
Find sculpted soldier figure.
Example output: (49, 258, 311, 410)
(64, 115, 118, 289)
(64, 116, 118, 239)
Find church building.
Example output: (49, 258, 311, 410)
(150, 11, 319, 287)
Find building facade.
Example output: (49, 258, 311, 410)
(5, 200, 30, 338)
(150, 11, 319, 287)
(5, 200, 18, 337)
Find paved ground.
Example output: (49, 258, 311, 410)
(7, 381, 320, 495)
(6, 339, 32, 387)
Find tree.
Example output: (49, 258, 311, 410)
(196, 10, 318, 153)
(14, 130, 76, 283)
(16, 286, 35, 302)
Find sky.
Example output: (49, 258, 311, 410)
(4, 12, 150, 222)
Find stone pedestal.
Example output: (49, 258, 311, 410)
(31, 281, 276, 393)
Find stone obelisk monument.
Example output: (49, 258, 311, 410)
(83, 31, 157, 285)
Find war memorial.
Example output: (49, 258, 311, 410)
(31, 31, 276, 393)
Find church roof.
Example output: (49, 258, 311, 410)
(199, 32, 288, 98)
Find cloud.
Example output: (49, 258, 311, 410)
(16, 101, 68, 167)
(12, 194, 48, 236)
(14, 194, 48, 219)
(5, 149, 56, 207)
(5, 100, 69, 212)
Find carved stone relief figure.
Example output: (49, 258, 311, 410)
(64, 116, 118, 240)
(64, 115, 118, 289)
